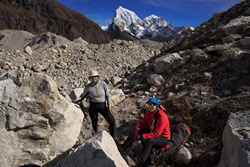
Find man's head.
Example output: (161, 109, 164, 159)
(147, 97, 159, 112)
(89, 70, 99, 83)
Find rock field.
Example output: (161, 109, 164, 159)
(0, 1, 250, 167)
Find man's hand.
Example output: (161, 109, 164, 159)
(131, 128, 142, 141)
(132, 128, 138, 141)
(71, 100, 78, 104)
(137, 134, 142, 140)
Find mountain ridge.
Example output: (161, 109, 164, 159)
(0, 0, 112, 44)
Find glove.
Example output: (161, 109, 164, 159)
(109, 108, 113, 115)
(137, 134, 142, 140)
(131, 128, 141, 141)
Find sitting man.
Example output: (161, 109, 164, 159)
(123, 97, 171, 166)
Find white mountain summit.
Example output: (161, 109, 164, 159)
(102, 6, 188, 42)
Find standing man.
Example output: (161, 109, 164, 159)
(73, 70, 117, 140)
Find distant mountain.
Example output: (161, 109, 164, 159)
(0, 0, 111, 44)
(102, 6, 189, 42)
(174, 26, 190, 34)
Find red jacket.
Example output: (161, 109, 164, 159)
(136, 108, 170, 140)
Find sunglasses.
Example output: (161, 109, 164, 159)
(148, 102, 157, 106)
(90, 76, 98, 78)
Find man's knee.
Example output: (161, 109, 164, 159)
(145, 139, 154, 146)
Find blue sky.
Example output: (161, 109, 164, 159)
(57, 0, 242, 28)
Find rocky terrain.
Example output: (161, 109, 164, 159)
(0, 1, 250, 167)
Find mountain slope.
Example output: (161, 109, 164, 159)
(162, 1, 250, 53)
(0, 0, 111, 44)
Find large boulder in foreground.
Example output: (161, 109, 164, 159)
(218, 110, 250, 167)
(0, 71, 83, 167)
(57, 130, 128, 167)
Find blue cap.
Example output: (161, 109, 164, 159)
(148, 97, 159, 105)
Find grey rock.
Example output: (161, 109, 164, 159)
(147, 74, 165, 87)
(24, 46, 32, 55)
(222, 34, 242, 43)
(174, 146, 192, 165)
(222, 16, 250, 35)
(0, 71, 83, 166)
(110, 88, 125, 106)
(240, 37, 250, 46)
(69, 88, 84, 100)
(218, 110, 250, 167)
(56, 130, 128, 167)
(191, 48, 210, 63)
(111, 76, 123, 86)
(155, 53, 183, 73)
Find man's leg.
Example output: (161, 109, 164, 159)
(139, 137, 169, 162)
(123, 128, 150, 148)
(98, 103, 117, 139)
(89, 102, 99, 133)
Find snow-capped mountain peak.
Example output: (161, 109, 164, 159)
(143, 14, 172, 29)
(103, 6, 188, 42)
(144, 14, 160, 20)
(110, 6, 143, 35)
(114, 6, 142, 26)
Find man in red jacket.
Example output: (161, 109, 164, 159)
(124, 97, 171, 165)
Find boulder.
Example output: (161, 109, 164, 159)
(191, 48, 210, 63)
(147, 74, 165, 87)
(240, 37, 250, 46)
(111, 76, 123, 86)
(0, 71, 83, 167)
(174, 146, 192, 165)
(204, 44, 229, 53)
(218, 110, 250, 167)
(222, 16, 250, 35)
(222, 34, 242, 43)
(154, 53, 183, 73)
(24, 45, 32, 55)
(56, 130, 128, 167)
(69, 88, 84, 100)
(110, 88, 126, 106)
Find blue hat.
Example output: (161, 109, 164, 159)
(147, 97, 159, 105)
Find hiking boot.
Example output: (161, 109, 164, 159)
(133, 156, 144, 167)
(115, 141, 127, 154)
(123, 155, 137, 167)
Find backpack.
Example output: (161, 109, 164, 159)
(149, 123, 191, 164)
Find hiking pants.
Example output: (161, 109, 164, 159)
(89, 101, 117, 139)
(139, 136, 170, 161)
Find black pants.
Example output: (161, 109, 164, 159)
(124, 128, 170, 162)
(89, 101, 117, 139)
(139, 136, 170, 161)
